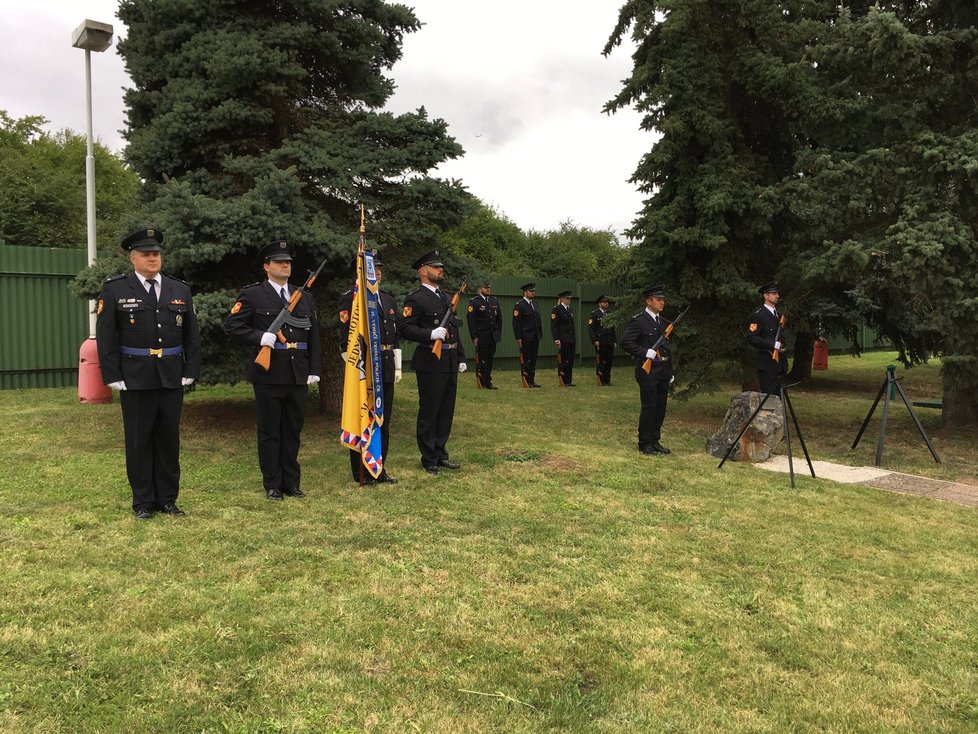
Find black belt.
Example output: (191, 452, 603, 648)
(432, 343, 457, 350)
(121, 346, 183, 358)
(272, 342, 307, 350)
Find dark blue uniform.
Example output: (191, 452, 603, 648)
(588, 308, 616, 385)
(224, 281, 322, 494)
(96, 272, 201, 512)
(512, 298, 543, 387)
(620, 311, 674, 451)
(550, 303, 576, 386)
(747, 306, 786, 395)
(466, 293, 502, 389)
(398, 286, 465, 471)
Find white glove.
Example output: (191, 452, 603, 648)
(645, 348, 657, 360)
(430, 327, 448, 341)
(774, 340, 782, 351)
(108, 381, 127, 391)
(307, 375, 320, 385)
(340, 351, 348, 362)
(393, 349, 403, 383)
(260, 332, 277, 348)
(459, 362, 468, 373)
(181, 377, 195, 387)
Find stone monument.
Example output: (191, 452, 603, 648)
(706, 391, 785, 462)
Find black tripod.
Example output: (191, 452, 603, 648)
(851, 364, 941, 467)
(718, 377, 816, 488)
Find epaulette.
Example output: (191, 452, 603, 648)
(632, 311, 644, 319)
(245, 281, 264, 288)
(104, 273, 126, 283)
(342, 288, 353, 296)
(162, 273, 189, 285)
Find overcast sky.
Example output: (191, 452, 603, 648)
(2, 1, 655, 237)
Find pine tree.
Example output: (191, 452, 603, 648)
(103, 0, 472, 408)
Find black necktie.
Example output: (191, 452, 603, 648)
(280, 287, 289, 306)
(146, 279, 158, 307)
(436, 289, 449, 308)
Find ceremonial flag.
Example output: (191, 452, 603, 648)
(339, 209, 385, 479)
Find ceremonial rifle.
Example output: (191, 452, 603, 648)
(432, 280, 467, 360)
(641, 305, 690, 375)
(557, 351, 565, 387)
(518, 345, 529, 388)
(474, 350, 483, 389)
(255, 258, 327, 372)
(772, 309, 787, 363)
(595, 345, 602, 386)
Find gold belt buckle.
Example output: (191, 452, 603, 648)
(149, 348, 163, 358)
(286, 342, 298, 349)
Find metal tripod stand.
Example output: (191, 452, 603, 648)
(851, 364, 941, 467)
(718, 377, 816, 488)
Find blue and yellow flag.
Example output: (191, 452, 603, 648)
(339, 209, 385, 479)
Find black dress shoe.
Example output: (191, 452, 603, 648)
(423, 466, 440, 475)
(565, 383, 576, 387)
(376, 473, 398, 484)
(639, 445, 659, 456)
(160, 502, 186, 516)
(281, 487, 305, 497)
(530, 383, 542, 388)
(266, 488, 284, 500)
(487, 385, 499, 390)
(134, 508, 154, 520)
(437, 459, 461, 470)
(652, 442, 671, 455)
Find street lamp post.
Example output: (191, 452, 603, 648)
(72, 19, 114, 403)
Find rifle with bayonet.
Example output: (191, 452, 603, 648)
(641, 305, 690, 374)
(255, 258, 328, 371)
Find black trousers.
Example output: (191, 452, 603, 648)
(597, 344, 614, 384)
(349, 380, 394, 481)
(758, 370, 782, 396)
(415, 370, 457, 469)
(476, 339, 497, 387)
(253, 383, 307, 491)
(558, 341, 575, 385)
(119, 387, 184, 511)
(521, 339, 539, 385)
(635, 367, 669, 447)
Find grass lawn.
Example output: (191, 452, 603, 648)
(1, 352, 976, 732)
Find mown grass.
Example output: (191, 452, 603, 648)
(1, 353, 976, 732)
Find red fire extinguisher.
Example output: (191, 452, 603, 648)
(812, 337, 829, 371)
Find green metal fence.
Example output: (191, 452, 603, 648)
(0, 243, 90, 389)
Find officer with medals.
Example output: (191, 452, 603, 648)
(397, 249, 467, 475)
(95, 228, 201, 519)
(588, 295, 616, 386)
(551, 290, 576, 386)
(512, 282, 543, 387)
(466, 280, 502, 389)
(747, 281, 787, 395)
(620, 285, 674, 455)
(224, 240, 322, 500)
(337, 249, 400, 484)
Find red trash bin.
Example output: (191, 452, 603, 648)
(78, 337, 112, 404)
(812, 337, 829, 371)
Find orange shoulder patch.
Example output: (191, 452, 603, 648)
(97, 299, 104, 315)
(588, 318, 593, 325)
(551, 312, 556, 320)
(749, 322, 758, 332)
(230, 301, 242, 314)
(467, 305, 474, 313)
(513, 309, 520, 317)
(402, 306, 413, 318)
(339, 310, 349, 323)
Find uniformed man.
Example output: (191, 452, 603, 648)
(397, 249, 467, 475)
(551, 290, 576, 386)
(95, 228, 201, 519)
(588, 295, 616, 386)
(747, 281, 787, 395)
(620, 285, 674, 455)
(512, 282, 543, 388)
(337, 249, 400, 484)
(224, 240, 322, 500)
(466, 280, 502, 389)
